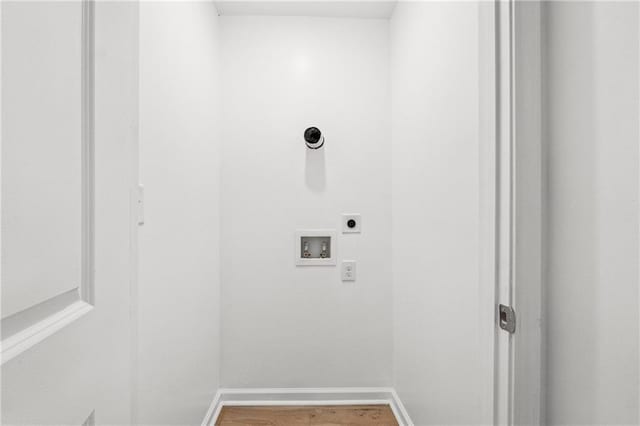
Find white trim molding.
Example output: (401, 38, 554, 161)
(1, 301, 93, 364)
(80, 0, 96, 305)
(202, 388, 413, 426)
(489, 0, 544, 424)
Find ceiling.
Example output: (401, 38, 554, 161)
(214, 0, 398, 19)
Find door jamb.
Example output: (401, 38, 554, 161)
(480, 1, 543, 424)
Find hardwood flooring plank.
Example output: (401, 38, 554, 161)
(215, 404, 399, 426)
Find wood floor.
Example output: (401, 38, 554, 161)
(215, 404, 399, 426)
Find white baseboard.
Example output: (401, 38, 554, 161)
(201, 387, 413, 426)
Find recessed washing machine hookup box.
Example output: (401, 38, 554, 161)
(295, 229, 337, 266)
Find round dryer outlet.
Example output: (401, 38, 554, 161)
(342, 214, 361, 233)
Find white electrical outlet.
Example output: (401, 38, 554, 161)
(342, 260, 356, 281)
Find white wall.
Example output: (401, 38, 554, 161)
(543, 2, 639, 424)
(219, 16, 393, 388)
(390, 2, 483, 424)
(138, 2, 221, 423)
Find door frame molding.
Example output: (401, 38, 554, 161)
(480, 1, 543, 424)
(511, 1, 544, 424)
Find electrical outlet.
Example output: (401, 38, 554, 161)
(342, 260, 356, 281)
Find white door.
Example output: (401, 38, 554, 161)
(1, 1, 139, 423)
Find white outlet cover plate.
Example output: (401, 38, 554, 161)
(342, 260, 356, 281)
(342, 214, 362, 233)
